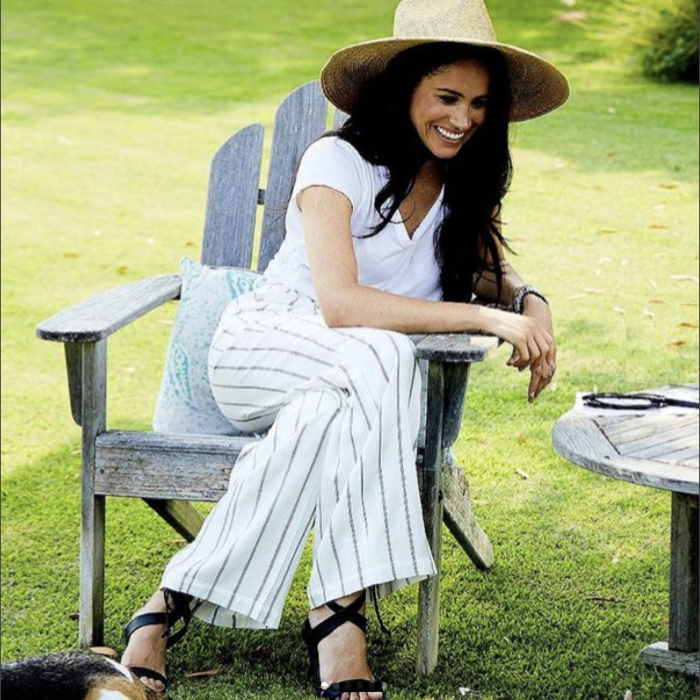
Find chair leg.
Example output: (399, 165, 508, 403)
(416, 361, 446, 674)
(80, 494, 106, 647)
(78, 340, 107, 647)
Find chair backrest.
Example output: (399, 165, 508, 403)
(200, 81, 330, 271)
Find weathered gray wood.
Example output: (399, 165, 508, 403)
(669, 493, 699, 652)
(442, 363, 471, 448)
(95, 431, 256, 501)
(201, 124, 265, 268)
(552, 412, 699, 495)
(416, 362, 445, 674)
(415, 333, 499, 363)
(257, 82, 328, 271)
(333, 109, 348, 130)
(443, 454, 494, 570)
(65, 343, 83, 426)
(35, 274, 181, 343)
(80, 340, 107, 648)
(639, 642, 700, 676)
(554, 392, 700, 676)
(144, 499, 205, 542)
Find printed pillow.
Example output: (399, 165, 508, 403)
(153, 256, 263, 436)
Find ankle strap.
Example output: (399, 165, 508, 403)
(307, 590, 367, 647)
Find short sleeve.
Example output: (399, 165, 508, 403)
(291, 137, 367, 214)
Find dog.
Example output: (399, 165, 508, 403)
(0, 650, 163, 700)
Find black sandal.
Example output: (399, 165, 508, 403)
(122, 588, 192, 690)
(302, 590, 386, 698)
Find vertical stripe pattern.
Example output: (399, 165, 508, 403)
(160, 282, 437, 629)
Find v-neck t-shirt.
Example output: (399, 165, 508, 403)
(263, 136, 445, 303)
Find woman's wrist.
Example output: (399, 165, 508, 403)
(512, 285, 548, 315)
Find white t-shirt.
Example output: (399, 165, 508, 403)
(263, 136, 445, 302)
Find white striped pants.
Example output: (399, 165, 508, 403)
(160, 282, 437, 629)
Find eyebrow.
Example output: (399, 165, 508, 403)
(435, 87, 490, 99)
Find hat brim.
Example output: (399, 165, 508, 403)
(320, 37, 570, 122)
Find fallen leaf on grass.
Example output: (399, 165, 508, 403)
(669, 340, 688, 347)
(516, 469, 530, 480)
(459, 688, 482, 698)
(649, 223, 669, 230)
(670, 274, 699, 283)
(587, 597, 623, 604)
(116, 265, 129, 275)
(598, 227, 619, 234)
(648, 299, 666, 304)
(642, 309, 655, 318)
(624, 691, 634, 700)
(658, 183, 678, 190)
(516, 434, 530, 445)
(89, 647, 118, 658)
(556, 11, 587, 21)
(186, 668, 223, 679)
(680, 322, 699, 329)
(69, 612, 80, 621)
(63, 252, 81, 259)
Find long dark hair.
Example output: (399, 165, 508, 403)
(334, 42, 513, 303)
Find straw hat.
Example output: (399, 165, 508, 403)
(320, 0, 570, 122)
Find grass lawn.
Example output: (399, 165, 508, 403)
(2, 0, 698, 698)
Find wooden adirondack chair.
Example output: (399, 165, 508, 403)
(35, 80, 496, 674)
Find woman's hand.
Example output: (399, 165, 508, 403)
(522, 295, 557, 403)
(486, 309, 553, 369)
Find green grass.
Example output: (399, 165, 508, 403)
(2, 0, 698, 698)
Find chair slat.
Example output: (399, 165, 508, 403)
(333, 108, 348, 130)
(201, 124, 265, 268)
(257, 82, 328, 271)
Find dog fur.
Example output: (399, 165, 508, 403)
(0, 650, 163, 700)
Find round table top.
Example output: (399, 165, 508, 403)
(552, 386, 699, 496)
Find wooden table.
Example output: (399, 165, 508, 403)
(552, 385, 699, 676)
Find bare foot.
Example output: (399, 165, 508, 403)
(121, 590, 169, 692)
(308, 592, 383, 700)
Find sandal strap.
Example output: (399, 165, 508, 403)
(163, 588, 192, 648)
(123, 612, 168, 645)
(122, 589, 192, 649)
(306, 590, 367, 648)
(126, 665, 168, 690)
(320, 678, 385, 698)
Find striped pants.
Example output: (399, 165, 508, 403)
(160, 282, 437, 629)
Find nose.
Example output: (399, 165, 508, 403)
(450, 106, 472, 131)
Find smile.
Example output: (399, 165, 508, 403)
(435, 126, 465, 142)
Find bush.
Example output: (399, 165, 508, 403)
(597, 0, 699, 83)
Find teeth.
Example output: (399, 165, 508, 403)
(436, 126, 464, 142)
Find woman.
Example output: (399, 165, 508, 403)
(121, 1, 569, 698)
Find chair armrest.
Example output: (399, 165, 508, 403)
(35, 274, 182, 343)
(414, 333, 499, 363)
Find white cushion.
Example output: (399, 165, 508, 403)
(153, 257, 262, 436)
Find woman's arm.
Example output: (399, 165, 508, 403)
(300, 186, 554, 372)
(472, 236, 557, 402)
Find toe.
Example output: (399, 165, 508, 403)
(139, 675, 163, 692)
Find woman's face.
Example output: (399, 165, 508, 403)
(409, 58, 490, 160)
